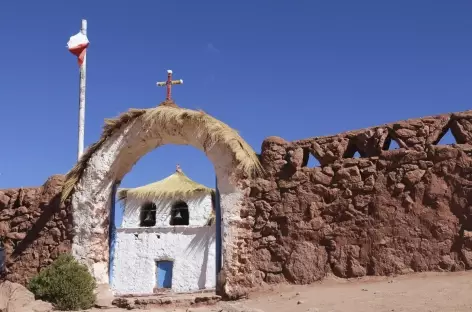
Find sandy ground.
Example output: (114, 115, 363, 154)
(241, 271, 472, 312)
(81, 271, 472, 311)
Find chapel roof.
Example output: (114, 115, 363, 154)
(117, 165, 214, 202)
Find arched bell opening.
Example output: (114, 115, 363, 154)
(169, 200, 189, 226)
(139, 202, 157, 227)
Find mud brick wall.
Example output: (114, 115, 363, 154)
(0, 175, 72, 285)
(243, 110, 472, 288)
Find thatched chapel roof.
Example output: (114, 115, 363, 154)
(117, 166, 213, 202)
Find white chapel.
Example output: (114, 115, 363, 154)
(110, 165, 216, 295)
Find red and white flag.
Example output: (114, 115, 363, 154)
(67, 32, 89, 67)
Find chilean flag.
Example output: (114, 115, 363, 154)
(67, 32, 89, 67)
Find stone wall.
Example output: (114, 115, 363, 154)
(244, 110, 472, 288)
(3, 110, 472, 298)
(0, 175, 72, 285)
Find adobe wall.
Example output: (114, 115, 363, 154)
(3, 109, 472, 297)
(0, 175, 72, 285)
(243, 110, 472, 288)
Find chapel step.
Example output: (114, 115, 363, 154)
(112, 293, 221, 309)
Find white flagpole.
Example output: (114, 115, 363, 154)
(78, 19, 87, 161)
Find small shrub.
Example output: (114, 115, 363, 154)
(28, 253, 96, 310)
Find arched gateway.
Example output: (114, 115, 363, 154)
(61, 101, 262, 297)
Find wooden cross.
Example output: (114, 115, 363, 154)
(176, 164, 182, 173)
(156, 70, 183, 101)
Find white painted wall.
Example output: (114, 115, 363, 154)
(71, 106, 249, 297)
(111, 225, 216, 295)
(121, 194, 213, 228)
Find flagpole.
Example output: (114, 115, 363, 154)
(78, 19, 87, 161)
(215, 175, 222, 294)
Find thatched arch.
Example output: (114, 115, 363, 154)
(61, 101, 262, 297)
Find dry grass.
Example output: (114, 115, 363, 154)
(141, 105, 262, 178)
(117, 171, 213, 202)
(61, 103, 262, 203)
(61, 108, 147, 203)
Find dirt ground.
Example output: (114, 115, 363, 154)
(82, 271, 472, 312)
(241, 271, 472, 312)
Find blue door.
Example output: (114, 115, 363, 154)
(156, 261, 173, 289)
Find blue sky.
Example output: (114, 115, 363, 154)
(0, 0, 471, 191)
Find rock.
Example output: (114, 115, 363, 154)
(461, 249, 472, 269)
(0, 281, 53, 312)
(0, 209, 15, 220)
(278, 179, 301, 189)
(6, 232, 26, 240)
(254, 249, 283, 273)
(311, 170, 332, 186)
(284, 242, 328, 284)
(364, 175, 375, 187)
(287, 147, 305, 169)
(424, 174, 451, 206)
(28, 300, 53, 312)
(450, 117, 472, 144)
(430, 145, 460, 161)
(264, 236, 276, 243)
(335, 166, 362, 183)
(254, 179, 277, 194)
(439, 255, 455, 270)
(15, 206, 29, 215)
(354, 128, 389, 157)
(11, 215, 29, 226)
(49, 228, 61, 239)
(94, 284, 115, 309)
(322, 166, 335, 177)
(0, 221, 10, 236)
(353, 195, 371, 209)
(419, 160, 433, 169)
(0, 193, 10, 209)
(349, 258, 367, 277)
(309, 137, 350, 165)
(58, 209, 67, 219)
(403, 169, 425, 186)
(309, 217, 324, 230)
(112, 298, 133, 309)
(395, 128, 417, 138)
(261, 137, 290, 175)
(394, 183, 406, 193)
(266, 273, 286, 284)
(23, 190, 37, 207)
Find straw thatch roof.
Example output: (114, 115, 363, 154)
(61, 101, 263, 203)
(117, 167, 213, 202)
(61, 108, 147, 203)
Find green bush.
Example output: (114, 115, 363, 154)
(28, 253, 96, 310)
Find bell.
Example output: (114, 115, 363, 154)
(174, 211, 183, 220)
(143, 211, 154, 223)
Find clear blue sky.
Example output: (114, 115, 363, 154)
(0, 0, 471, 190)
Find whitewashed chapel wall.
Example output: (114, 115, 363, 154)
(112, 226, 216, 295)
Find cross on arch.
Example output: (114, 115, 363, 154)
(156, 70, 183, 101)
